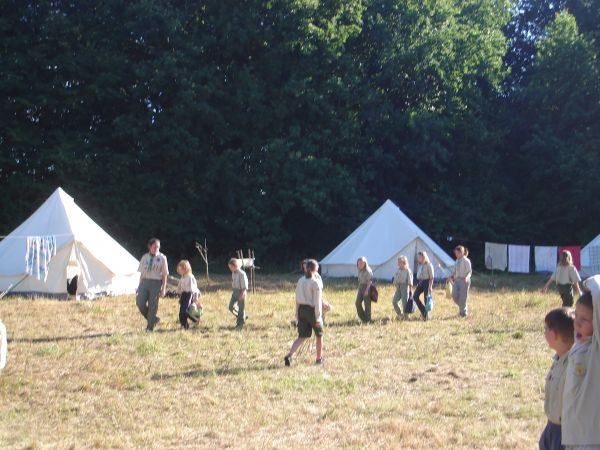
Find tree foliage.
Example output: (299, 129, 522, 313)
(1, 0, 599, 267)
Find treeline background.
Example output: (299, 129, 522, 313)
(1, 0, 599, 269)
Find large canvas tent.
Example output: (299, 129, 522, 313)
(0, 188, 140, 297)
(581, 234, 600, 278)
(320, 199, 454, 279)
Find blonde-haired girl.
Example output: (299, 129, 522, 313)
(392, 256, 413, 319)
(541, 250, 582, 306)
(413, 251, 434, 321)
(356, 256, 374, 323)
(176, 260, 200, 329)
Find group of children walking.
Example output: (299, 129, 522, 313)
(136, 241, 600, 449)
(135, 238, 249, 332)
(356, 245, 472, 324)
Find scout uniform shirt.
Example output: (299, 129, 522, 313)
(231, 269, 249, 291)
(139, 252, 169, 280)
(561, 275, 600, 446)
(357, 268, 373, 285)
(544, 352, 569, 425)
(454, 257, 472, 279)
(550, 265, 581, 285)
(393, 268, 413, 286)
(296, 276, 323, 323)
(177, 274, 199, 294)
(417, 262, 434, 281)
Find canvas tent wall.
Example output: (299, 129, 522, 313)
(0, 187, 140, 297)
(320, 200, 454, 279)
(581, 234, 600, 278)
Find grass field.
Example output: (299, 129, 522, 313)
(0, 272, 563, 449)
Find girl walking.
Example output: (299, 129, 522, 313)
(392, 256, 413, 319)
(285, 259, 324, 366)
(176, 260, 200, 329)
(355, 256, 374, 323)
(413, 251, 434, 321)
(449, 246, 472, 318)
(541, 250, 582, 307)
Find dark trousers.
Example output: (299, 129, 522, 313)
(413, 280, 430, 318)
(539, 421, 563, 450)
(179, 292, 193, 328)
(557, 284, 574, 307)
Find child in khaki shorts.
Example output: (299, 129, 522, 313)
(285, 259, 324, 366)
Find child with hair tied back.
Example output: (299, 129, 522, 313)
(561, 276, 600, 449)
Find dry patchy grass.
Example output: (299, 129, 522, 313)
(0, 273, 562, 449)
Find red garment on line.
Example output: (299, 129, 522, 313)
(559, 246, 581, 270)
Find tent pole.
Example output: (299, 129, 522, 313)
(0, 275, 28, 300)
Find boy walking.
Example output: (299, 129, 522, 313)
(540, 308, 574, 450)
(228, 258, 249, 329)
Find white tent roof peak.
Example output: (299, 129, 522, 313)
(0, 187, 140, 296)
(320, 199, 454, 278)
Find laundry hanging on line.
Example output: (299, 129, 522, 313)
(25, 236, 57, 281)
(485, 242, 508, 271)
(535, 246, 558, 273)
(508, 245, 530, 273)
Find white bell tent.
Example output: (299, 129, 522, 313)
(320, 199, 454, 279)
(0, 188, 140, 297)
(581, 234, 600, 278)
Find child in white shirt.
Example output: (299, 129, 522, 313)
(176, 260, 200, 329)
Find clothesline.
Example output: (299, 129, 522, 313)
(449, 236, 584, 247)
(0, 233, 73, 239)
(484, 242, 582, 273)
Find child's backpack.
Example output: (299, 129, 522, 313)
(369, 283, 379, 303)
(425, 293, 434, 312)
(445, 281, 453, 299)
(187, 303, 204, 319)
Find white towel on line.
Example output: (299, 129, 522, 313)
(509, 245, 530, 273)
(485, 242, 508, 271)
(535, 246, 558, 273)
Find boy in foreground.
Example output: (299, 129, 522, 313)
(540, 308, 574, 450)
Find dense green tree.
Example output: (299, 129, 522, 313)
(0, 1, 598, 269)
(516, 12, 600, 241)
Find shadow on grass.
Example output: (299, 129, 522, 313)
(151, 363, 281, 381)
(9, 332, 130, 344)
(9, 327, 184, 344)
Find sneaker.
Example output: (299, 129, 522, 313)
(145, 327, 153, 333)
(316, 358, 323, 365)
(153, 316, 161, 328)
(284, 356, 291, 367)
